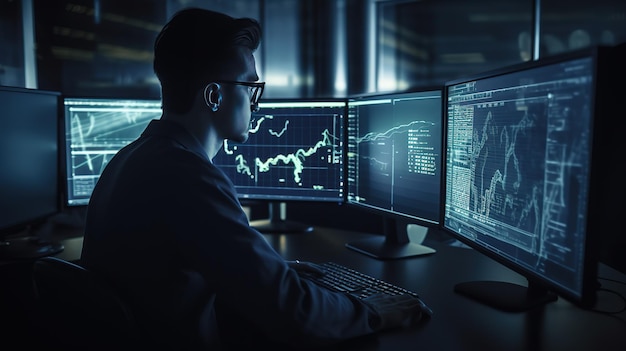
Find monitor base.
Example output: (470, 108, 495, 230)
(454, 280, 558, 312)
(346, 219, 436, 260)
(345, 236, 436, 260)
(250, 219, 314, 234)
(249, 202, 314, 234)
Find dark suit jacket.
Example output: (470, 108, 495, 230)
(81, 119, 376, 350)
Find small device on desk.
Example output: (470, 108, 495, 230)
(345, 88, 443, 259)
(0, 236, 64, 260)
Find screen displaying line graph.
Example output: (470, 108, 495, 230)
(64, 98, 162, 206)
(346, 89, 443, 223)
(212, 100, 345, 202)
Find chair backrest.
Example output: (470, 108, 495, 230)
(31, 256, 140, 350)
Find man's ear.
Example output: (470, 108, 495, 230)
(204, 83, 222, 111)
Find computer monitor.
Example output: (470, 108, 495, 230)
(63, 97, 162, 206)
(442, 46, 618, 311)
(212, 99, 346, 233)
(0, 86, 64, 259)
(594, 43, 626, 276)
(345, 88, 443, 259)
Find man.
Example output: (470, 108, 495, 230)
(81, 7, 425, 350)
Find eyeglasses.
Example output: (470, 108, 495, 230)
(216, 80, 265, 112)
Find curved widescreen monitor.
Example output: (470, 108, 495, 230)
(212, 99, 346, 233)
(442, 46, 620, 311)
(345, 88, 443, 259)
(63, 97, 162, 206)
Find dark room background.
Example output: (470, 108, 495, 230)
(1, 0, 625, 233)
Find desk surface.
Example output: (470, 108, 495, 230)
(54, 226, 626, 351)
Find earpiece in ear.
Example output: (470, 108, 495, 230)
(204, 83, 222, 112)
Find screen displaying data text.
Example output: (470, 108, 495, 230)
(444, 56, 595, 297)
(346, 90, 443, 223)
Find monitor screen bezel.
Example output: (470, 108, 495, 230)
(440, 47, 611, 308)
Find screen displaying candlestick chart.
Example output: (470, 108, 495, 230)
(212, 100, 346, 202)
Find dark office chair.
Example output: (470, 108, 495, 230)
(31, 256, 141, 350)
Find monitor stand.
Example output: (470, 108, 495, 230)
(0, 236, 64, 260)
(345, 217, 436, 260)
(249, 202, 313, 234)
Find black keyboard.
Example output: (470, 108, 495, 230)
(302, 261, 433, 316)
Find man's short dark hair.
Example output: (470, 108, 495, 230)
(154, 8, 262, 114)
